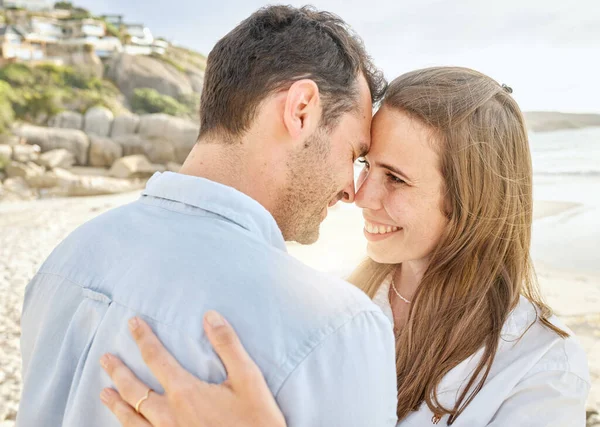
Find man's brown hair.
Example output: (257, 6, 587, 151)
(198, 5, 386, 140)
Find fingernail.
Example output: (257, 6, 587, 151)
(128, 317, 139, 331)
(100, 388, 111, 404)
(100, 354, 110, 369)
(205, 310, 225, 328)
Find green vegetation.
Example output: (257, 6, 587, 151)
(150, 53, 186, 74)
(54, 1, 73, 9)
(164, 46, 207, 73)
(0, 63, 123, 131)
(0, 82, 16, 134)
(131, 88, 192, 116)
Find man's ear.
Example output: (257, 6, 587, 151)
(282, 79, 322, 140)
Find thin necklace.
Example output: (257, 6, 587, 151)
(391, 278, 412, 304)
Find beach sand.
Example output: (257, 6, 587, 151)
(0, 191, 598, 425)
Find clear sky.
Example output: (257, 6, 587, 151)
(76, 0, 600, 113)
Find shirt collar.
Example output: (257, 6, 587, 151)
(142, 172, 286, 251)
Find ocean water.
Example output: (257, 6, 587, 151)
(530, 127, 600, 177)
(529, 127, 600, 276)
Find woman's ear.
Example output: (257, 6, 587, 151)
(282, 79, 322, 140)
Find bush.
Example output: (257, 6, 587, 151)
(0, 81, 16, 134)
(11, 86, 64, 121)
(0, 63, 35, 86)
(131, 88, 189, 116)
(54, 1, 73, 9)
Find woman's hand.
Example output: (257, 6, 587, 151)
(99, 311, 287, 427)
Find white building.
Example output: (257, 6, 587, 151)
(28, 16, 63, 43)
(0, 24, 44, 60)
(0, 0, 50, 11)
(125, 24, 153, 45)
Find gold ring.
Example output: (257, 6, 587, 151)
(135, 388, 152, 414)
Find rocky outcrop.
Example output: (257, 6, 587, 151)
(89, 136, 123, 168)
(111, 113, 140, 138)
(5, 161, 44, 180)
(6, 113, 198, 176)
(13, 125, 90, 165)
(138, 114, 198, 163)
(113, 134, 146, 157)
(12, 144, 41, 163)
(44, 168, 145, 197)
(105, 53, 194, 102)
(48, 111, 84, 130)
(109, 155, 156, 179)
(1, 176, 37, 201)
(37, 149, 75, 169)
(0, 145, 12, 164)
(166, 162, 182, 172)
(83, 106, 114, 137)
(187, 71, 205, 93)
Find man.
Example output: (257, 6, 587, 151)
(18, 6, 397, 427)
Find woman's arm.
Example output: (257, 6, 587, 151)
(99, 311, 286, 427)
(487, 369, 590, 427)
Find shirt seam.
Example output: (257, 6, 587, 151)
(522, 367, 591, 386)
(273, 309, 389, 397)
(34, 270, 211, 333)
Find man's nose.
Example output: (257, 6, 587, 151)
(341, 181, 356, 204)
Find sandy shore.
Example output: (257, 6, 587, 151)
(0, 192, 598, 425)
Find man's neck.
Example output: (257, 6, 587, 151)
(179, 140, 280, 214)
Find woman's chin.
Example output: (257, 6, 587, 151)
(366, 243, 404, 265)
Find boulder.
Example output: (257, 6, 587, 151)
(2, 176, 37, 200)
(48, 111, 84, 130)
(5, 161, 44, 179)
(64, 49, 104, 79)
(89, 136, 123, 167)
(83, 106, 115, 137)
(187, 72, 205, 93)
(12, 144, 41, 163)
(138, 114, 198, 163)
(113, 134, 146, 157)
(109, 155, 155, 179)
(13, 125, 90, 165)
(0, 134, 22, 145)
(104, 53, 194, 102)
(44, 168, 145, 197)
(26, 169, 62, 189)
(0, 145, 12, 167)
(37, 149, 75, 169)
(69, 166, 111, 177)
(111, 113, 140, 137)
(166, 161, 181, 172)
(142, 138, 177, 164)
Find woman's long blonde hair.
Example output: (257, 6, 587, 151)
(348, 67, 567, 424)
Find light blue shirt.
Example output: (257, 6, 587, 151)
(18, 172, 398, 427)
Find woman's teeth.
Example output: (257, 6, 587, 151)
(364, 221, 400, 235)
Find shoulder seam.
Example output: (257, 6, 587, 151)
(273, 308, 390, 397)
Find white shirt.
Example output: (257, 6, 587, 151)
(374, 275, 591, 427)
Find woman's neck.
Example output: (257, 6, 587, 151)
(392, 259, 429, 302)
(389, 259, 429, 330)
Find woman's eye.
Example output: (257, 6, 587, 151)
(387, 173, 406, 185)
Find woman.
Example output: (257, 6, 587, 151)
(99, 67, 590, 426)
